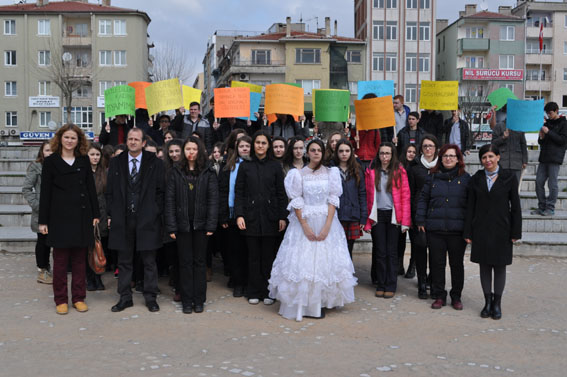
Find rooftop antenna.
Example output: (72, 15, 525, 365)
(479, 1, 488, 11)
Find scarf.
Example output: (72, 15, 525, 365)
(420, 155, 438, 169)
(485, 167, 499, 192)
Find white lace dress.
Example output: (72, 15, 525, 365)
(268, 166, 357, 321)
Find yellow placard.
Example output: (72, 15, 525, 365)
(182, 85, 202, 109)
(419, 81, 459, 111)
(145, 78, 184, 116)
(264, 84, 304, 116)
(354, 96, 396, 130)
(214, 87, 250, 118)
(231, 80, 263, 94)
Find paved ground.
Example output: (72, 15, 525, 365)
(0, 252, 566, 377)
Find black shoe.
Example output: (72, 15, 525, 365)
(492, 294, 502, 320)
(426, 274, 432, 289)
(135, 281, 143, 293)
(194, 303, 204, 313)
(146, 301, 160, 312)
(233, 286, 244, 298)
(95, 276, 105, 291)
(111, 299, 133, 312)
(481, 293, 493, 318)
(86, 279, 97, 291)
(397, 263, 405, 276)
(182, 304, 192, 314)
(227, 278, 235, 288)
(404, 260, 416, 279)
(417, 276, 428, 299)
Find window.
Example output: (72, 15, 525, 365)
(348, 81, 358, 95)
(419, 54, 430, 72)
(563, 96, 567, 108)
(407, 0, 417, 8)
(373, 0, 384, 7)
(75, 23, 88, 37)
(564, 68, 567, 81)
(465, 56, 484, 68)
(38, 19, 50, 35)
(4, 20, 15, 35)
(39, 112, 51, 128)
(499, 55, 514, 69)
(99, 81, 113, 96)
(99, 50, 112, 66)
(386, 0, 397, 8)
(420, 0, 430, 8)
(4, 50, 16, 66)
(5, 81, 16, 96)
(526, 69, 545, 80)
(500, 84, 514, 92)
(437, 39, 441, 53)
(63, 106, 92, 129)
(76, 51, 89, 67)
(346, 50, 362, 63)
(99, 20, 112, 35)
(407, 22, 417, 41)
(386, 21, 397, 40)
(443, 36, 446, 50)
(252, 50, 271, 65)
(5, 112, 17, 127)
(406, 53, 417, 72)
(405, 84, 416, 103)
(467, 85, 484, 97)
(373, 53, 382, 71)
(372, 53, 396, 71)
(419, 22, 430, 41)
(74, 85, 91, 98)
(500, 26, 515, 41)
(373, 21, 384, 40)
(466, 27, 484, 39)
(114, 50, 126, 66)
(564, 42, 567, 54)
(295, 79, 320, 95)
(114, 81, 126, 86)
(386, 53, 397, 71)
(38, 81, 51, 96)
(38, 50, 50, 66)
(114, 20, 126, 35)
(295, 48, 320, 64)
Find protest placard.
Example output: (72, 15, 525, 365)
(357, 80, 395, 100)
(506, 99, 544, 132)
(237, 92, 262, 121)
(214, 87, 250, 118)
(145, 78, 184, 116)
(419, 81, 459, 111)
(487, 88, 518, 111)
(264, 84, 304, 116)
(182, 86, 203, 109)
(231, 80, 263, 93)
(354, 95, 396, 130)
(104, 85, 135, 118)
(128, 82, 151, 109)
(313, 89, 350, 122)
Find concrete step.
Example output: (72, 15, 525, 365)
(0, 226, 36, 253)
(0, 171, 26, 187)
(0, 159, 35, 171)
(0, 147, 39, 159)
(0, 187, 28, 205)
(0, 204, 31, 227)
(520, 192, 567, 210)
(465, 162, 567, 177)
(520, 176, 567, 192)
(521, 210, 567, 232)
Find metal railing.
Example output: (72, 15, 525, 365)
(525, 48, 553, 54)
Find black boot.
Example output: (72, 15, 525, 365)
(397, 256, 405, 276)
(480, 293, 492, 318)
(492, 294, 502, 320)
(417, 275, 428, 299)
(404, 259, 416, 279)
(95, 275, 105, 291)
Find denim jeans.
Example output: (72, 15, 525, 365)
(535, 162, 560, 211)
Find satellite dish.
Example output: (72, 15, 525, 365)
(47, 120, 57, 130)
(62, 52, 72, 62)
(479, 1, 488, 11)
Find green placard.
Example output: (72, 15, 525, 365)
(314, 90, 350, 122)
(487, 88, 518, 111)
(104, 85, 136, 118)
(284, 82, 302, 88)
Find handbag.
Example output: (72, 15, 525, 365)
(88, 223, 107, 274)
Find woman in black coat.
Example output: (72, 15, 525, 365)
(235, 130, 288, 305)
(165, 136, 219, 314)
(464, 144, 522, 320)
(416, 144, 470, 311)
(39, 124, 100, 315)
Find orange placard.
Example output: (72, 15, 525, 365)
(266, 113, 299, 125)
(354, 96, 395, 130)
(128, 82, 151, 109)
(264, 84, 304, 116)
(214, 87, 250, 118)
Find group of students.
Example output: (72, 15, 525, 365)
(31, 96, 567, 322)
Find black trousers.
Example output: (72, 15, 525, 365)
(117, 214, 158, 303)
(35, 233, 51, 270)
(370, 210, 399, 292)
(246, 236, 278, 300)
(176, 229, 208, 306)
(397, 230, 407, 266)
(428, 232, 466, 301)
(227, 221, 248, 288)
(409, 227, 428, 278)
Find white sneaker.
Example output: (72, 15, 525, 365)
(263, 298, 275, 305)
(248, 298, 260, 305)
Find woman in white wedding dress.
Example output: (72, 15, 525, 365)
(268, 139, 357, 321)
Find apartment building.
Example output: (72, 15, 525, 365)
(0, 0, 151, 139)
(354, 0, 436, 110)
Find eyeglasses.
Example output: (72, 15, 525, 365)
(422, 144, 435, 149)
(379, 152, 392, 156)
(442, 154, 457, 159)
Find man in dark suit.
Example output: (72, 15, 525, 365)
(106, 128, 165, 312)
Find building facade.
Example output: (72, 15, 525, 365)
(354, 0, 436, 110)
(0, 0, 151, 139)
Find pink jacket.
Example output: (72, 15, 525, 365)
(364, 164, 411, 231)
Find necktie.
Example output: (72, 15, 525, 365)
(131, 158, 138, 181)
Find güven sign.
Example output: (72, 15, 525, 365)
(462, 69, 524, 81)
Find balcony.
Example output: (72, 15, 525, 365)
(458, 38, 489, 55)
(224, 59, 286, 75)
(525, 50, 553, 65)
(62, 35, 92, 46)
(525, 78, 551, 92)
(527, 26, 553, 39)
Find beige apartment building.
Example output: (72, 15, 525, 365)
(0, 0, 151, 140)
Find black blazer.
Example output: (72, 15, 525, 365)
(98, 119, 133, 146)
(106, 150, 165, 251)
(39, 154, 100, 248)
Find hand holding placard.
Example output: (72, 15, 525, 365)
(104, 85, 136, 118)
(264, 84, 304, 116)
(354, 96, 396, 130)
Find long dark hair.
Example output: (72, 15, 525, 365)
(87, 142, 106, 195)
(374, 142, 401, 193)
(431, 143, 466, 176)
(164, 138, 184, 171)
(251, 130, 274, 160)
(282, 136, 306, 167)
(306, 138, 325, 171)
(399, 144, 417, 168)
(35, 141, 50, 164)
(180, 136, 208, 174)
(272, 136, 287, 160)
(332, 139, 362, 186)
(224, 135, 252, 171)
(324, 131, 344, 164)
(419, 134, 439, 158)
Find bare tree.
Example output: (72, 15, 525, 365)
(151, 41, 196, 84)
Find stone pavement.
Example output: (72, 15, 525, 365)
(0, 253, 566, 377)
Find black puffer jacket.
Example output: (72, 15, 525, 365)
(408, 157, 436, 222)
(415, 166, 470, 233)
(538, 116, 567, 164)
(165, 165, 219, 233)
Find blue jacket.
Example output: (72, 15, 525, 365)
(331, 162, 368, 223)
(415, 167, 470, 233)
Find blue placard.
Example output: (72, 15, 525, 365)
(357, 80, 395, 100)
(20, 131, 95, 140)
(506, 99, 544, 132)
(237, 92, 262, 121)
